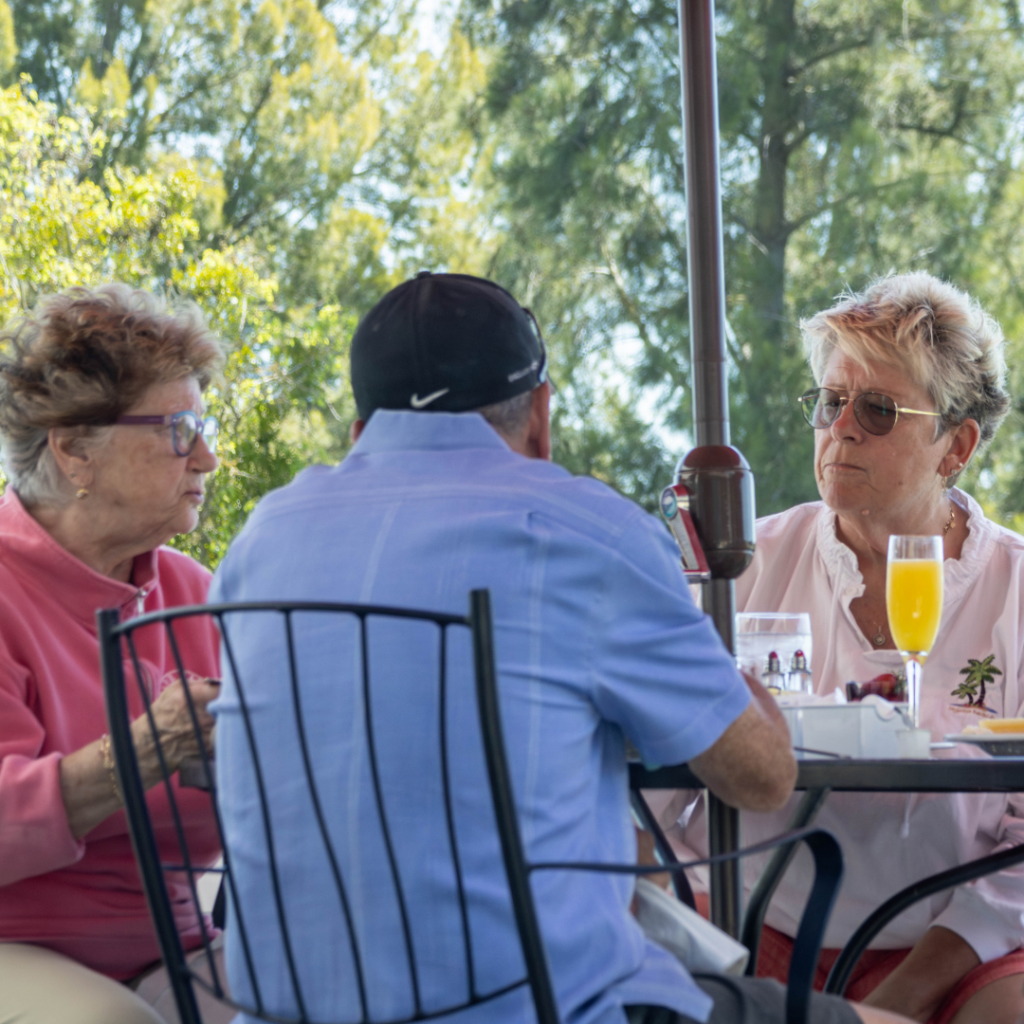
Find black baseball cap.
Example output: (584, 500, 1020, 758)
(350, 272, 547, 419)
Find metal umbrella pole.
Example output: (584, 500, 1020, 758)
(675, 0, 756, 939)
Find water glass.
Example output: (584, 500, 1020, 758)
(735, 612, 813, 693)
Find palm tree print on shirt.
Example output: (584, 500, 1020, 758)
(950, 655, 1003, 710)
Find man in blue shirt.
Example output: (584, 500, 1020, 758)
(211, 273, 910, 1024)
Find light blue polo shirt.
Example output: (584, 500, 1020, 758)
(210, 410, 750, 1024)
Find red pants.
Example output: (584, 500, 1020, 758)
(755, 922, 1024, 1024)
(692, 893, 1024, 1023)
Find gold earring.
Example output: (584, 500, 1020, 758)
(76, 487, 89, 500)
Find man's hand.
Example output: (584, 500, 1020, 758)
(688, 671, 796, 811)
(860, 927, 979, 1021)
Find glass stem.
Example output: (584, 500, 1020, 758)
(906, 657, 923, 728)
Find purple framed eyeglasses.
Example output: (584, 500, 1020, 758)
(115, 411, 219, 456)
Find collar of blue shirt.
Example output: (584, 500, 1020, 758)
(353, 409, 513, 454)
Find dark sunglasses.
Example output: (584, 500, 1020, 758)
(798, 387, 940, 436)
(115, 411, 219, 456)
(520, 307, 549, 386)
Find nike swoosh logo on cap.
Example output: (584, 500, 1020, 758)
(410, 388, 450, 409)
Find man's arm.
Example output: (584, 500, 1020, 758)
(688, 672, 796, 812)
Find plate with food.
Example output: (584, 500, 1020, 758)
(946, 719, 1024, 756)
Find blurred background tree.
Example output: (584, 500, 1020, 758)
(0, 81, 355, 564)
(463, 0, 1024, 518)
(4, 0, 1024, 564)
(0, 0, 492, 564)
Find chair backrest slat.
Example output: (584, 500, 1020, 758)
(358, 613, 424, 1019)
(246, 611, 310, 1023)
(469, 590, 561, 1024)
(217, 614, 292, 1018)
(124, 630, 210, 951)
(209, 612, 266, 1015)
(99, 609, 204, 1024)
(160, 620, 228, 999)
(281, 610, 369, 1021)
(436, 624, 478, 1004)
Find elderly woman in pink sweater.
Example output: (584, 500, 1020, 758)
(0, 285, 229, 1023)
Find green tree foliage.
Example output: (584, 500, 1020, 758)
(0, 1, 14, 78)
(1, 1, 494, 565)
(9, 0, 1024, 544)
(168, 249, 355, 566)
(10, 0, 673, 512)
(464, 0, 1024, 518)
(0, 82, 198, 316)
(8, 0, 492, 306)
(0, 82, 354, 566)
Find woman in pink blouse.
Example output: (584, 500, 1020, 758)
(671, 273, 1024, 1024)
(0, 285, 228, 1022)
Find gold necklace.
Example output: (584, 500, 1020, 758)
(874, 503, 954, 647)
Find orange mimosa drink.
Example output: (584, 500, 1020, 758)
(886, 559, 943, 655)
(887, 534, 944, 729)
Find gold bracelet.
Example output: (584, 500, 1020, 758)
(99, 733, 123, 804)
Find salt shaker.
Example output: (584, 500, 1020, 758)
(762, 651, 786, 694)
(789, 649, 813, 695)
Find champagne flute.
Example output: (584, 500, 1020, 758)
(886, 535, 944, 728)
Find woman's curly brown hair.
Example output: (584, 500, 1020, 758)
(0, 283, 225, 505)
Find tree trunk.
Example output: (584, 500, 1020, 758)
(731, 0, 814, 512)
(95, 1, 124, 78)
(749, 0, 796, 345)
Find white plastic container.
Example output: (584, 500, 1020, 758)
(781, 701, 912, 759)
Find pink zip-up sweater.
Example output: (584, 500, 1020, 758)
(0, 490, 220, 979)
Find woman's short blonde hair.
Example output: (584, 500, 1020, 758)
(802, 273, 1010, 473)
(0, 283, 225, 506)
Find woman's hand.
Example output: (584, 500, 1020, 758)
(132, 675, 220, 784)
(59, 676, 220, 839)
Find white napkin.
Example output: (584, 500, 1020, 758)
(633, 877, 750, 975)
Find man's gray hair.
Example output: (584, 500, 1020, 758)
(477, 391, 534, 443)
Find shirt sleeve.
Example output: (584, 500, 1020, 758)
(0, 659, 85, 887)
(930, 800, 1024, 960)
(589, 512, 751, 767)
(931, 881, 1023, 961)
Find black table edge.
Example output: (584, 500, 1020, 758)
(630, 757, 1024, 793)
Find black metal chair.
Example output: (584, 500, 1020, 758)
(823, 841, 1024, 995)
(630, 786, 834, 977)
(100, 589, 843, 1024)
(633, 778, 1024, 1000)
